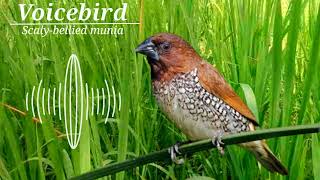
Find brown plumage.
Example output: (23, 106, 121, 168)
(136, 33, 288, 175)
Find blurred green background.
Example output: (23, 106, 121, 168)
(0, 0, 320, 179)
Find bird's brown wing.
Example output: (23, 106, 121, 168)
(197, 61, 259, 126)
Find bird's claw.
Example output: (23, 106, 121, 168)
(211, 131, 225, 155)
(168, 143, 184, 164)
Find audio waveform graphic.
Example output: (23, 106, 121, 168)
(25, 54, 121, 149)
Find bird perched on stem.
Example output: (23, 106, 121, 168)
(135, 33, 288, 175)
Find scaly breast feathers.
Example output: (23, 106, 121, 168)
(152, 68, 250, 141)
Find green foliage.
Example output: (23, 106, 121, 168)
(0, 0, 319, 179)
(70, 124, 320, 180)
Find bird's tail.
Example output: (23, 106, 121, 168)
(241, 140, 288, 175)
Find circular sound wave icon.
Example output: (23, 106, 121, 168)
(64, 54, 84, 149)
(25, 54, 121, 149)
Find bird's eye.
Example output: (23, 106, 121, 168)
(160, 42, 171, 51)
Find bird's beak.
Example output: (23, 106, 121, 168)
(135, 38, 159, 61)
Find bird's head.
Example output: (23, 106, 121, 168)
(135, 33, 201, 80)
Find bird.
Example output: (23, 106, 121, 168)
(135, 33, 288, 175)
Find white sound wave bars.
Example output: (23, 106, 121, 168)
(25, 54, 121, 149)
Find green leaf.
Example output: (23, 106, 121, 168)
(186, 176, 216, 180)
(240, 83, 259, 122)
(62, 149, 75, 178)
(312, 134, 320, 179)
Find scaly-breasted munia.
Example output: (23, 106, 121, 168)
(136, 33, 288, 175)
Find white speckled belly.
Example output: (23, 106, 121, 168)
(152, 68, 250, 141)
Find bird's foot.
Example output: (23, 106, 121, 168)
(211, 131, 225, 155)
(168, 142, 185, 164)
